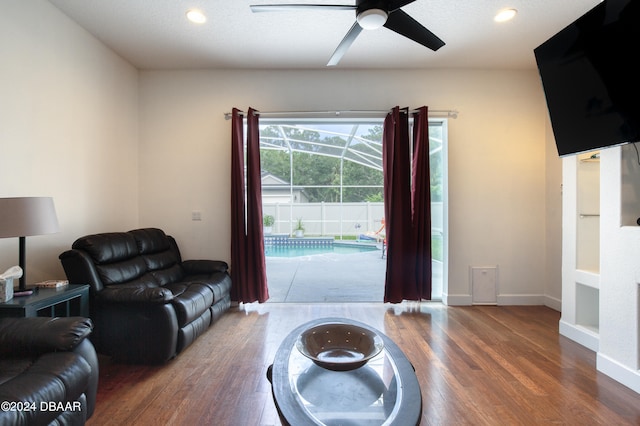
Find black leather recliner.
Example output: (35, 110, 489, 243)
(59, 228, 232, 364)
(0, 316, 98, 425)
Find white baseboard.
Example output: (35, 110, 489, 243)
(597, 352, 640, 395)
(559, 319, 599, 351)
(543, 295, 562, 312)
(443, 293, 560, 308)
(442, 293, 472, 306)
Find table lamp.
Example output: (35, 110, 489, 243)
(0, 197, 60, 292)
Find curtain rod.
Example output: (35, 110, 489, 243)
(224, 109, 458, 120)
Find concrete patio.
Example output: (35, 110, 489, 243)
(265, 247, 443, 303)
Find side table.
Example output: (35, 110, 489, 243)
(0, 284, 89, 318)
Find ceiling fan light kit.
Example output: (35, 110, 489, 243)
(356, 8, 388, 29)
(250, 0, 445, 66)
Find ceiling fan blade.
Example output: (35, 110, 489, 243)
(387, 0, 416, 12)
(384, 9, 445, 51)
(250, 4, 356, 13)
(327, 21, 363, 66)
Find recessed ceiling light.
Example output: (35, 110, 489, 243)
(186, 9, 207, 24)
(494, 8, 517, 23)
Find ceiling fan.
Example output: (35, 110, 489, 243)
(250, 0, 445, 66)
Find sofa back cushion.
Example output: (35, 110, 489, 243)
(72, 232, 155, 287)
(73, 232, 138, 264)
(129, 228, 185, 286)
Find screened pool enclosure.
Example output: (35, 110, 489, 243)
(259, 118, 445, 239)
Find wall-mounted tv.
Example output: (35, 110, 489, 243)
(534, 0, 640, 157)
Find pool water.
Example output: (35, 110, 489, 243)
(265, 244, 379, 258)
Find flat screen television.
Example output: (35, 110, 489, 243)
(534, 0, 640, 157)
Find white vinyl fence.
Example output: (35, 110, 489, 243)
(263, 202, 443, 238)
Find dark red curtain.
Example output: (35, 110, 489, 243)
(230, 108, 245, 302)
(383, 107, 416, 303)
(383, 106, 432, 302)
(230, 108, 269, 303)
(412, 107, 432, 300)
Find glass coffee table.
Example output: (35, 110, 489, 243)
(268, 317, 422, 425)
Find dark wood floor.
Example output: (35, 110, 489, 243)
(87, 303, 640, 425)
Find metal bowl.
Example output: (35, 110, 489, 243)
(296, 322, 384, 371)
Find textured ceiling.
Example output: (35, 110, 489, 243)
(49, 0, 601, 70)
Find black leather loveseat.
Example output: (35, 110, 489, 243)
(0, 316, 98, 425)
(59, 228, 232, 364)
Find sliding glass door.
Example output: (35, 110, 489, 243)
(258, 117, 447, 301)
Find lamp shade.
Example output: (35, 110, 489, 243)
(0, 197, 59, 238)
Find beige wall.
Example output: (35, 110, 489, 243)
(545, 113, 563, 308)
(1, 1, 563, 305)
(0, 1, 139, 283)
(138, 69, 562, 304)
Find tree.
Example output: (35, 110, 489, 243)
(259, 124, 384, 202)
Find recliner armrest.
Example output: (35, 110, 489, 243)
(0, 317, 92, 357)
(182, 259, 228, 275)
(96, 286, 174, 304)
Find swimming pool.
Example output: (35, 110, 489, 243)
(265, 242, 379, 258)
